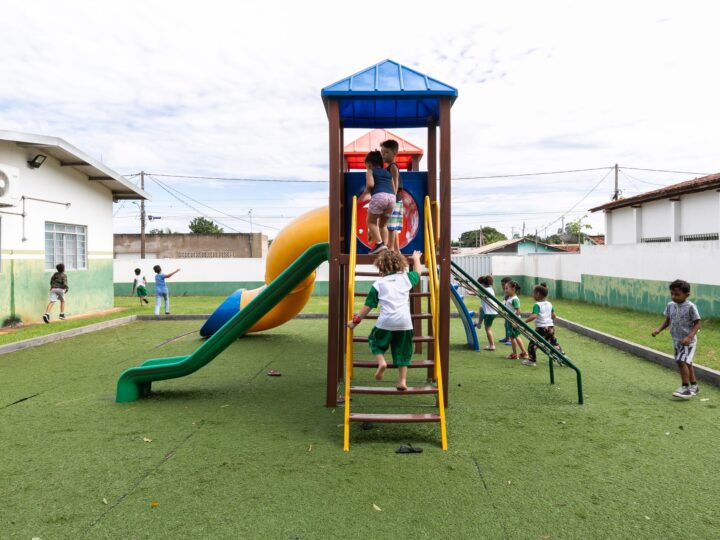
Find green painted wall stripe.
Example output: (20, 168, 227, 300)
(1, 249, 45, 254)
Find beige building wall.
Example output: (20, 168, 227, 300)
(114, 233, 267, 259)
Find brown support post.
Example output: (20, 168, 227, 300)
(326, 99, 342, 407)
(426, 123, 437, 379)
(438, 100, 451, 407)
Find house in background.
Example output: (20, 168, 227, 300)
(455, 237, 565, 256)
(590, 173, 720, 244)
(0, 130, 147, 324)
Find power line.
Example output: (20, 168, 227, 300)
(620, 166, 709, 176)
(149, 173, 327, 183)
(453, 166, 613, 181)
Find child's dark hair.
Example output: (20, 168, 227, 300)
(507, 280, 521, 292)
(153, 265, 162, 274)
(364, 150, 384, 168)
(374, 250, 407, 275)
(56, 263, 65, 273)
(669, 279, 690, 294)
(500, 276, 511, 285)
(380, 139, 399, 153)
(134, 268, 141, 275)
(478, 275, 494, 287)
(533, 282, 549, 298)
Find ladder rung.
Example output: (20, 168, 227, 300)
(364, 313, 432, 320)
(354, 270, 429, 277)
(349, 413, 440, 423)
(350, 386, 438, 395)
(353, 335, 434, 343)
(352, 360, 435, 368)
(354, 291, 430, 297)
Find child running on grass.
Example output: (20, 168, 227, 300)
(524, 282, 562, 366)
(380, 139, 402, 253)
(652, 279, 701, 399)
(131, 268, 150, 306)
(497, 276, 512, 346)
(504, 280, 528, 360)
(475, 275, 498, 351)
(347, 250, 423, 391)
(153, 265, 180, 316)
(42, 263, 68, 323)
(359, 150, 395, 254)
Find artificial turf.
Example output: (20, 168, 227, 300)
(1, 318, 718, 539)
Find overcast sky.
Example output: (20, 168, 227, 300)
(1, 0, 718, 240)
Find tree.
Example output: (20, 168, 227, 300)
(188, 217, 224, 234)
(458, 227, 507, 247)
(564, 216, 592, 243)
(148, 227, 173, 234)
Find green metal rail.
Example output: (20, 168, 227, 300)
(116, 242, 330, 403)
(450, 261, 584, 404)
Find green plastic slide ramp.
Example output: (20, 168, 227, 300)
(450, 261, 584, 404)
(115, 242, 330, 403)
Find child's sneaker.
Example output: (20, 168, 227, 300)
(369, 243, 387, 254)
(672, 386, 694, 399)
(521, 359, 537, 366)
(143, 298, 149, 304)
(59, 313, 66, 320)
(42, 313, 50, 324)
(689, 383, 699, 395)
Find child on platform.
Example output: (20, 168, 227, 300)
(504, 280, 528, 360)
(43, 263, 68, 323)
(524, 283, 561, 366)
(153, 265, 180, 316)
(476, 275, 498, 351)
(652, 279, 701, 399)
(132, 268, 150, 306)
(360, 150, 395, 254)
(497, 276, 512, 346)
(347, 250, 423, 391)
(380, 139, 402, 253)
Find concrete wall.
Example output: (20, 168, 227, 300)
(0, 141, 115, 323)
(114, 232, 267, 259)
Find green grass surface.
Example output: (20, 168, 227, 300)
(1, 319, 718, 538)
(513, 294, 720, 372)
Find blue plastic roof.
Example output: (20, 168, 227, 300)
(321, 60, 457, 128)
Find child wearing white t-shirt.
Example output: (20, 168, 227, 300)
(524, 283, 561, 366)
(347, 250, 423, 391)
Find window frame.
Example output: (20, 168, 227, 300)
(44, 221, 88, 271)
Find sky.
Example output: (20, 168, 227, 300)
(1, 0, 719, 240)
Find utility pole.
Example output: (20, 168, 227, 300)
(534, 228, 538, 252)
(522, 221, 525, 237)
(140, 171, 146, 259)
(612, 163, 619, 200)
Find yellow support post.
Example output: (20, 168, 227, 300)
(343, 196, 358, 451)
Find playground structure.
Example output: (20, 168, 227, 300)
(115, 60, 583, 449)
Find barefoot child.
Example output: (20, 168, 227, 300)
(476, 275, 498, 351)
(380, 139, 402, 253)
(504, 280, 528, 360)
(132, 268, 150, 306)
(347, 250, 423, 390)
(359, 150, 394, 254)
(524, 282, 561, 366)
(652, 279, 701, 399)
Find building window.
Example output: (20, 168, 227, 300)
(45, 222, 87, 270)
(640, 236, 671, 243)
(679, 233, 719, 242)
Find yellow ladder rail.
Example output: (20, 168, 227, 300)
(424, 196, 448, 450)
(343, 196, 358, 451)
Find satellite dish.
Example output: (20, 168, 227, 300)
(0, 171, 9, 197)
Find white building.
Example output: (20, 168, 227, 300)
(0, 130, 148, 324)
(590, 173, 720, 244)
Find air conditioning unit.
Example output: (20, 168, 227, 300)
(0, 163, 19, 207)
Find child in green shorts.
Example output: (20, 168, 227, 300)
(347, 249, 423, 390)
(504, 280, 528, 360)
(132, 268, 150, 305)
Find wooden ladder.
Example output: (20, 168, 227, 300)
(342, 196, 448, 451)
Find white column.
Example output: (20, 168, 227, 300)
(604, 211, 612, 245)
(670, 199, 681, 242)
(632, 206, 642, 243)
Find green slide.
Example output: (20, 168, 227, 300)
(450, 261, 584, 404)
(116, 242, 330, 403)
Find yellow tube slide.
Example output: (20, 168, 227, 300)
(240, 206, 329, 333)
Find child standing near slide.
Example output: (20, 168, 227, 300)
(652, 279, 701, 399)
(360, 150, 395, 254)
(524, 283, 561, 366)
(153, 265, 180, 316)
(475, 275, 498, 351)
(380, 139, 402, 253)
(497, 276, 512, 346)
(504, 280, 528, 360)
(347, 250, 423, 391)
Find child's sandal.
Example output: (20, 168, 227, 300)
(506, 353, 518, 360)
(519, 353, 530, 359)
